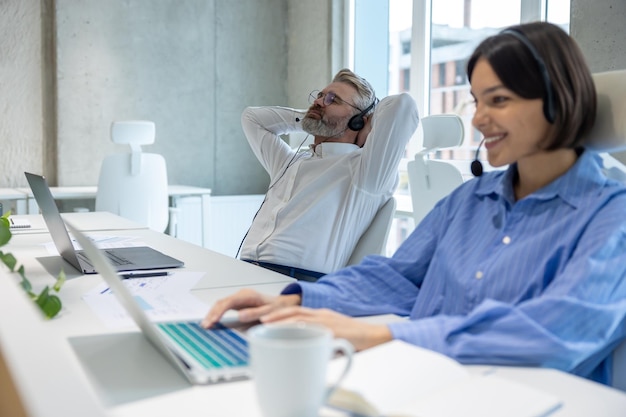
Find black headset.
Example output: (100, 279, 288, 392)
(347, 98, 379, 131)
(501, 29, 556, 124)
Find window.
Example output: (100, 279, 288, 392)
(353, 0, 571, 253)
(454, 59, 467, 85)
(402, 68, 410, 91)
(401, 40, 411, 54)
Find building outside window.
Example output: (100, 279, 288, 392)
(356, 0, 571, 254)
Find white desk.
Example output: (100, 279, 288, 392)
(16, 184, 213, 245)
(8, 211, 149, 235)
(17, 184, 212, 216)
(166, 185, 212, 246)
(466, 365, 626, 417)
(0, 187, 28, 215)
(1, 214, 626, 417)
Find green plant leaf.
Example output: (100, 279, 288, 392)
(53, 269, 66, 292)
(0, 222, 11, 247)
(39, 293, 62, 319)
(35, 286, 50, 308)
(0, 212, 63, 319)
(15, 265, 33, 292)
(0, 210, 11, 225)
(0, 250, 17, 271)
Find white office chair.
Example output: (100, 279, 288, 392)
(346, 197, 396, 266)
(407, 114, 465, 226)
(589, 69, 626, 392)
(95, 120, 170, 232)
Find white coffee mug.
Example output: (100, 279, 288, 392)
(248, 322, 354, 417)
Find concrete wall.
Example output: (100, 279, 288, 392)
(54, 0, 289, 194)
(286, 1, 346, 110)
(0, 1, 46, 187)
(571, 0, 626, 73)
(0, 0, 342, 195)
(571, 0, 626, 163)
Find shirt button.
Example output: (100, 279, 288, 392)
(475, 271, 483, 280)
(502, 236, 511, 245)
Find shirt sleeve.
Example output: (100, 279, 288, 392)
(297, 194, 448, 316)
(240, 106, 307, 178)
(355, 93, 420, 193)
(388, 196, 626, 378)
(298, 180, 626, 380)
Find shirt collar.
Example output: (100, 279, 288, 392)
(309, 142, 359, 158)
(474, 150, 608, 208)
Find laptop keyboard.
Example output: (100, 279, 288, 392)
(157, 322, 249, 370)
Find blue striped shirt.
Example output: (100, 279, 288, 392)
(294, 150, 626, 383)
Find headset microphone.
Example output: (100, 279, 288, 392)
(295, 117, 300, 122)
(471, 138, 486, 177)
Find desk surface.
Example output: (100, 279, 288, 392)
(0, 187, 28, 199)
(1, 213, 626, 417)
(15, 184, 212, 199)
(9, 211, 149, 234)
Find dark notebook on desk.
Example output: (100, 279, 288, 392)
(24, 172, 184, 274)
(67, 221, 250, 385)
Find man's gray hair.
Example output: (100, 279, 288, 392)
(332, 68, 377, 116)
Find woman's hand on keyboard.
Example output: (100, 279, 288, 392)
(201, 288, 301, 329)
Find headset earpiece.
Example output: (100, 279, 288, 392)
(347, 98, 378, 131)
(348, 114, 365, 131)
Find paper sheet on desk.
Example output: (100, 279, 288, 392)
(82, 271, 209, 328)
(326, 340, 561, 417)
(43, 234, 145, 255)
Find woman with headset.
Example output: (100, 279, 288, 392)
(204, 22, 626, 384)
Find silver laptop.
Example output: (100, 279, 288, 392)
(25, 172, 184, 274)
(66, 221, 250, 385)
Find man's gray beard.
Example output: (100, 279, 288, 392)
(301, 116, 345, 138)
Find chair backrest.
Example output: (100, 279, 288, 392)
(587, 69, 626, 151)
(591, 69, 626, 391)
(587, 70, 626, 187)
(613, 340, 626, 392)
(346, 197, 396, 266)
(407, 114, 465, 226)
(95, 121, 169, 232)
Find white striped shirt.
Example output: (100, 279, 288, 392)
(240, 93, 419, 273)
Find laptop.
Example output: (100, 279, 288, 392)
(66, 221, 250, 385)
(25, 172, 184, 274)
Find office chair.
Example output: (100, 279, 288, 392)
(95, 120, 170, 232)
(588, 69, 626, 392)
(407, 114, 465, 226)
(588, 69, 626, 184)
(346, 197, 396, 266)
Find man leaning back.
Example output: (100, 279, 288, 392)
(238, 68, 419, 281)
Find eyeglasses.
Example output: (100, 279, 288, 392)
(308, 90, 361, 111)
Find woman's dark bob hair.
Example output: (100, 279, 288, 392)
(467, 21, 597, 150)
